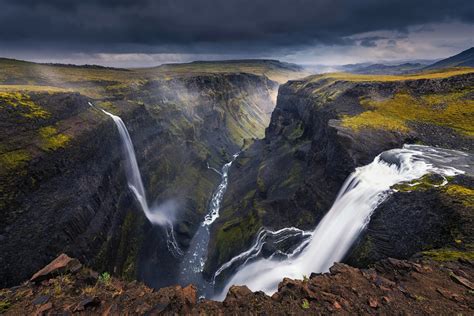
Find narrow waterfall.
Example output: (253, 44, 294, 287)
(178, 153, 239, 297)
(90, 102, 181, 254)
(215, 144, 472, 299)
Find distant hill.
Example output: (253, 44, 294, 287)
(189, 59, 303, 72)
(347, 62, 425, 75)
(0, 57, 308, 85)
(302, 61, 432, 75)
(425, 47, 474, 70)
(150, 59, 307, 83)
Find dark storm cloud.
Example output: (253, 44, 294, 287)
(0, 0, 473, 54)
(359, 36, 386, 48)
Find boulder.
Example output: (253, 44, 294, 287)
(224, 285, 253, 302)
(30, 254, 82, 283)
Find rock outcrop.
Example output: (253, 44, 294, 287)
(1, 254, 473, 315)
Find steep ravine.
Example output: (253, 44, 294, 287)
(0, 72, 279, 289)
(206, 71, 474, 281)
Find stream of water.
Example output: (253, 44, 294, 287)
(177, 153, 239, 297)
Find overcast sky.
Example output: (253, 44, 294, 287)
(0, 0, 473, 67)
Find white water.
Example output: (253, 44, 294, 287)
(89, 102, 181, 254)
(204, 153, 239, 226)
(213, 227, 312, 282)
(215, 144, 471, 299)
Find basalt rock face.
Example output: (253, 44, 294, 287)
(206, 71, 474, 279)
(0, 92, 153, 288)
(347, 174, 474, 267)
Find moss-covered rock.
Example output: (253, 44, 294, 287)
(347, 174, 474, 267)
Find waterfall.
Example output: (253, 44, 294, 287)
(215, 144, 471, 299)
(89, 102, 181, 254)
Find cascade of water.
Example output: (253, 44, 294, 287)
(203, 153, 239, 226)
(89, 102, 181, 255)
(213, 227, 312, 283)
(215, 144, 472, 299)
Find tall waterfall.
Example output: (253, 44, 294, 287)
(215, 144, 471, 299)
(90, 102, 181, 254)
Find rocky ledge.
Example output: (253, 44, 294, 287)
(1, 254, 473, 315)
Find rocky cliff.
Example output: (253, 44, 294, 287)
(206, 69, 474, 280)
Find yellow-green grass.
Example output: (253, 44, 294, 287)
(444, 184, 474, 208)
(422, 248, 474, 261)
(39, 126, 71, 151)
(0, 149, 30, 170)
(0, 58, 307, 88)
(0, 85, 69, 93)
(0, 91, 50, 119)
(341, 89, 474, 136)
(141, 62, 309, 83)
(308, 67, 474, 83)
(392, 174, 447, 192)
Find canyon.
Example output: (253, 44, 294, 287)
(0, 54, 473, 314)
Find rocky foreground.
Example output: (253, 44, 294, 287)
(1, 254, 473, 315)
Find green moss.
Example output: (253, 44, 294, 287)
(0, 149, 30, 170)
(280, 163, 303, 189)
(39, 126, 71, 151)
(97, 101, 119, 114)
(422, 248, 474, 261)
(443, 184, 474, 208)
(287, 122, 304, 140)
(0, 299, 11, 313)
(256, 163, 266, 193)
(341, 111, 409, 132)
(0, 91, 50, 119)
(392, 174, 446, 192)
(349, 236, 376, 266)
(341, 90, 474, 136)
(117, 211, 145, 280)
(215, 210, 262, 265)
(94, 211, 145, 281)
